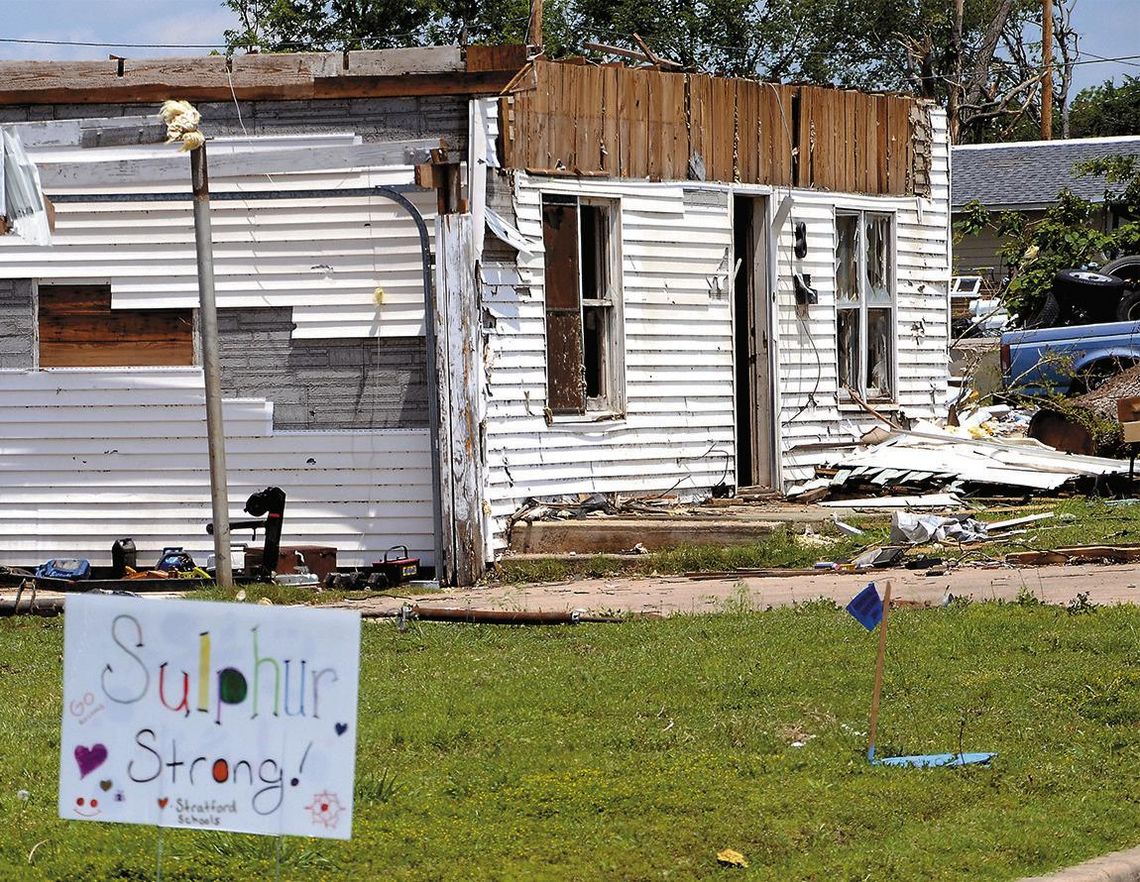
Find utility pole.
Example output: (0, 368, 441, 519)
(190, 144, 234, 588)
(528, 0, 543, 55)
(1042, 0, 1054, 139)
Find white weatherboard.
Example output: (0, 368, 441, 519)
(59, 595, 361, 839)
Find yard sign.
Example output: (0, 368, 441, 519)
(59, 594, 361, 839)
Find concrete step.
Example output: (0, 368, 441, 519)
(508, 517, 798, 554)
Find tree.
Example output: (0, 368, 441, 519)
(223, 0, 1076, 143)
(1069, 77, 1140, 139)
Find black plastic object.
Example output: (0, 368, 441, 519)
(793, 221, 808, 259)
(793, 272, 818, 305)
(206, 487, 287, 579)
(156, 547, 196, 571)
(111, 538, 137, 578)
(244, 487, 286, 579)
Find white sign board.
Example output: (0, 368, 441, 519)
(59, 595, 361, 839)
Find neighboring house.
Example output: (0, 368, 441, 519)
(952, 135, 1140, 288)
(0, 49, 950, 584)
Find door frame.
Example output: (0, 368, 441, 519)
(731, 192, 779, 489)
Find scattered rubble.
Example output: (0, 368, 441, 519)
(798, 420, 1130, 504)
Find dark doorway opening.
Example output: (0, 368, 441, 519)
(732, 195, 774, 489)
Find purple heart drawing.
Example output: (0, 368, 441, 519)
(74, 743, 108, 779)
(335, 722, 348, 736)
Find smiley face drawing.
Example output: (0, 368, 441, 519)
(72, 796, 102, 817)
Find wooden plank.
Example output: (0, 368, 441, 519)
(877, 95, 889, 194)
(1006, 545, 1140, 565)
(687, 74, 713, 180)
(0, 47, 520, 105)
(845, 92, 857, 193)
(893, 95, 913, 195)
(525, 60, 550, 172)
(797, 86, 813, 188)
(862, 92, 878, 195)
(600, 65, 620, 176)
(551, 62, 573, 171)
(38, 285, 193, 368)
(434, 213, 485, 585)
(579, 65, 606, 174)
(712, 76, 735, 183)
(624, 67, 649, 178)
(464, 44, 527, 73)
(647, 69, 664, 181)
(736, 80, 754, 183)
(779, 86, 795, 185)
(663, 71, 687, 181)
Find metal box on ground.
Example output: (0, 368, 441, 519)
(375, 546, 420, 585)
(244, 544, 338, 581)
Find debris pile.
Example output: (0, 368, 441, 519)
(791, 420, 1129, 506)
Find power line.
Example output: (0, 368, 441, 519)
(5, 31, 1140, 72)
(0, 36, 227, 49)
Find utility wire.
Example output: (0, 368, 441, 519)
(6, 31, 1140, 74)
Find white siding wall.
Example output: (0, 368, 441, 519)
(0, 369, 432, 567)
(0, 136, 436, 339)
(480, 108, 951, 552)
(778, 108, 951, 482)
(0, 134, 438, 568)
(481, 177, 736, 552)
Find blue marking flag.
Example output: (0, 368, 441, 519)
(847, 582, 883, 631)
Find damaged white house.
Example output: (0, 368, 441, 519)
(0, 48, 950, 585)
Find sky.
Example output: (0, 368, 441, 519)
(0, 0, 1137, 94)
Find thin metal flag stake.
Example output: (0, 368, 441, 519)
(866, 581, 892, 762)
(846, 580, 996, 768)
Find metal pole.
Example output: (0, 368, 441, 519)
(190, 144, 233, 588)
(867, 580, 892, 762)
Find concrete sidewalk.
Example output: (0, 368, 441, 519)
(346, 562, 1140, 618)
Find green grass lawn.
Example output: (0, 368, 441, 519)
(3, 600, 1140, 880)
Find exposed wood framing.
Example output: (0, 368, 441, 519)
(0, 45, 526, 105)
(499, 60, 920, 195)
(38, 285, 193, 368)
(433, 213, 485, 585)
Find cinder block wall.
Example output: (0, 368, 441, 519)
(218, 308, 428, 430)
(0, 96, 468, 147)
(0, 280, 34, 369)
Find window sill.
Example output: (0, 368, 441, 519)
(547, 411, 627, 430)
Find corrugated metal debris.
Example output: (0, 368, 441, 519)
(804, 420, 1129, 501)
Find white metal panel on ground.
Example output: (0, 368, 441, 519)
(0, 369, 433, 567)
(0, 140, 437, 338)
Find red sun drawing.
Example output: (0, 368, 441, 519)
(303, 791, 345, 829)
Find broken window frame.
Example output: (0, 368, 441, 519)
(540, 193, 625, 418)
(834, 210, 896, 403)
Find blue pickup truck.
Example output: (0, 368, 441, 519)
(1001, 319, 1140, 396)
